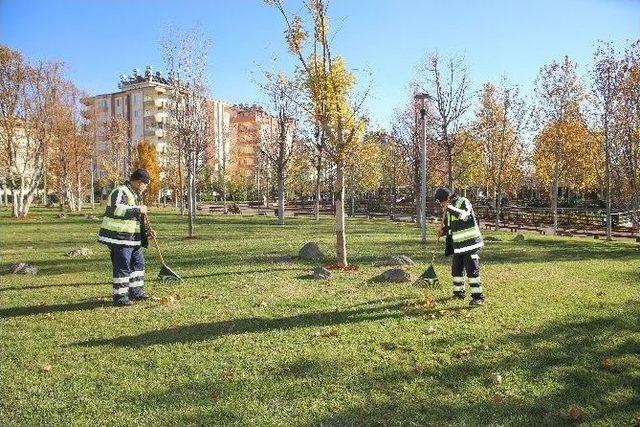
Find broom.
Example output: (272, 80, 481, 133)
(142, 214, 183, 284)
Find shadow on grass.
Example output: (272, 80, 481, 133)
(0, 281, 110, 292)
(307, 301, 640, 426)
(0, 298, 109, 318)
(73, 300, 414, 348)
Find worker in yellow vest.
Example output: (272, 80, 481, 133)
(98, 168, 156, 306)
(435, 187, 485, 306)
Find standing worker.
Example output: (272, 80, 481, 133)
(435, 187, 485, 306)
(98, 168, 156, 306)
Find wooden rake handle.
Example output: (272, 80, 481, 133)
(142, 214, 165, 265)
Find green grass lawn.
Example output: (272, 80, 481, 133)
(1, 207, 639, 426)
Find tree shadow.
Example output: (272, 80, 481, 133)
(308, 301, 640, 426)
(0, 281, 110, 292)
(0, 298, 109, 318)
(73, 300, 414, 348)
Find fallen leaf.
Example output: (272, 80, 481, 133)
(319, 327, 339, 338)
(42, 364, 52, 372)
(158, 295, 176, 305)
(44, 313, 53, 319)
(425, 326, 436, 335)
(601, 357, 616, 371)
(492, 394, 504, 405)
(567, 404, 584, 422)
(458, 348, 472, 357)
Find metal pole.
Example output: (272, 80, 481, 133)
(420, 104, 427, 243)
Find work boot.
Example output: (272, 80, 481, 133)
(469, 297, 485, 306)
(129, 287, 148, 301)
(453, 291, 466, 300)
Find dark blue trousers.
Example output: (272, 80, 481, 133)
(109, 245, 145, 302)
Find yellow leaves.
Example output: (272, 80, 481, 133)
(286, 15, 307, 55)
(533, 115, 600, 192)
(42, 363, 52, 372)
(345, 137, 383, 192)
(135, 140, 162, 203)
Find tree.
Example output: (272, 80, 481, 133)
(534, 56, 588, 233)
(267, 0, 368, 267)
(345, 135, 383, 215)
(102, 116, 128, 187)
(161, 25, 211, 238)
(379, 131, 411, 216)
(0, 45, 65, 217)
(419, 52, 472, 190)
(261, 72, 299, 225)
(475, 80, 528, 227)
(49, 81, 92, 212)
(134, 140, 161, 204)
(613, 41, 640, 225)
(590, 42, 624, 240)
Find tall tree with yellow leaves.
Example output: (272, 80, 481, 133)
(134, 140, 161, 204)
(476, 81, 528, 228)
(266, 0, 368, 267)
(534, 56, 588, 233)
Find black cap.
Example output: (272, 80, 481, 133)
(434, 187, 452, 202)
(130, 168, 150, 184)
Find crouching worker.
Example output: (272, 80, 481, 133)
(97, 168, 157, 306)
(435, 187, 485, 306)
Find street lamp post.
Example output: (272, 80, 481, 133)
(414, 93, 431, 243)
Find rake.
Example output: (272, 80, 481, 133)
(417, 235, 442, 289)
(143, 214, 183, 284)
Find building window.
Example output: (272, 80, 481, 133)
(100, 99, 107, 109)
(116, 99, 121, 107)
(134, 110, 139, 118)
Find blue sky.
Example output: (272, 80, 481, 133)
(1, 0, 638, 128)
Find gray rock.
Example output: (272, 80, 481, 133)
(313, 266, 332, 280)
(7, 263, 38, 275)
(513, 234, 525, 241)
(299, 242, 325, 261)
(381, 268, 412, 283)
(66, 247, 94, 257)
(375, 255, 415, 267)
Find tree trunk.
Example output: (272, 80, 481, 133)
(277, 164, 285, 226)
(551, 167, 559, 233)
(335, 161, 347, 267)
(604, 128, 612, 241)
(493, 185, 500, 230)
(12, 189, 19, 217)
(350, 190, 355, 217)
(314, 150, 322, 220)
(188, 152, 196, 237)
(447, 144, 453, 190)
